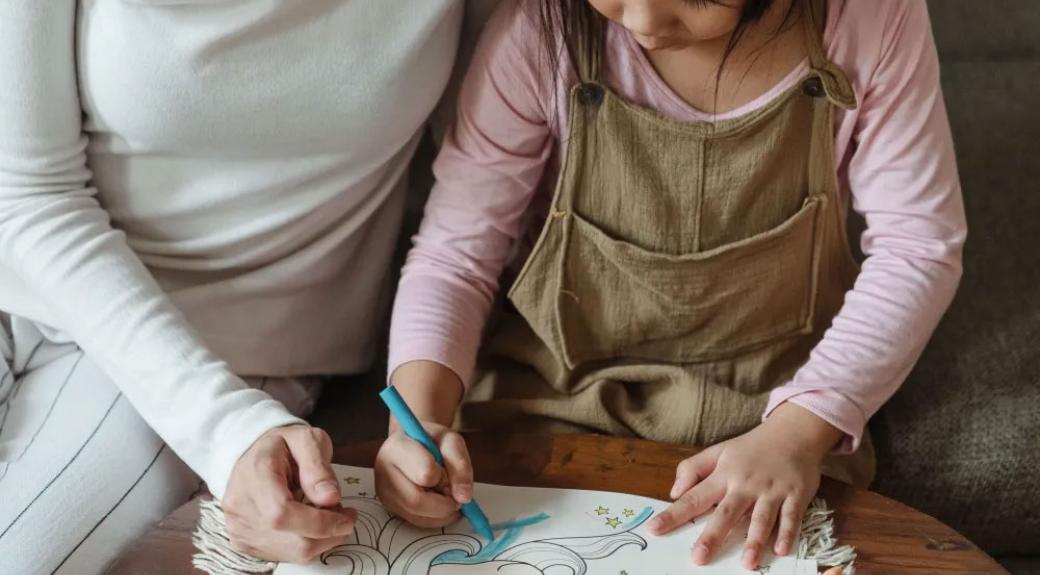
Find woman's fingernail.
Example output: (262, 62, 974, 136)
(335, 519, 354, 535)
(693, 543, 710, 565)
(776, 538, 789, 555)
(315, 480, 338, 497)
(742, 548, 757, 568)
(647, 517, 663, 533)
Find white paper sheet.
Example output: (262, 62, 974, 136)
(275, 464, 818, 575)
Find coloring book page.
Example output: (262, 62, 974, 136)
(275, 465, 819, 575)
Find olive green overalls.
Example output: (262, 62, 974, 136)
(461, 0, 875, 486)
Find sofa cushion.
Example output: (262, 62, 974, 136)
(928, 0, 1040, 60)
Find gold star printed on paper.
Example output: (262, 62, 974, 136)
(344, 477, 361, 485)
(622, 508, 635, 518)
(605, 516, 622, 529)
(594, 506, 610, 516)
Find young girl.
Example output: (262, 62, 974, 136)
(375, 0, 965, 569)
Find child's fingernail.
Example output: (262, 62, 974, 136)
(454, 484, 473, 502)
(692, 543, 710, 565)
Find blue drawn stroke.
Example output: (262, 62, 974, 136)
(622, 507, 654, 531)
(432, 513, 551, 565)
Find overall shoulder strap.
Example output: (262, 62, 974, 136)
(802, 0, 829, 67)
(800, 0, 857, 110)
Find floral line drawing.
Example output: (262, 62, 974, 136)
(320, 496, 655, 574)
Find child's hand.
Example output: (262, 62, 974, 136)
(646, 403, 843, 570)
(374, 421, 474, 529)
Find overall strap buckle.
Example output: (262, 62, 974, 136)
(576, 83, 605, 107)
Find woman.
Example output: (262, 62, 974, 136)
(0, 1, 462, 573)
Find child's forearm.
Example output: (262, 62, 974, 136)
(388, 360, 465, 429)
(762, 402, 844, 461)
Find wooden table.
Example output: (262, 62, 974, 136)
(107, 434, 1008, 575)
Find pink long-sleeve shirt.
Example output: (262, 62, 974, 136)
(389, 0, 966, 451)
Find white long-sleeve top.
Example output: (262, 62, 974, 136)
(0, 0, 462, 497)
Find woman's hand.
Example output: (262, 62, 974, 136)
(647, 403, 843, 570)
(374, 421, 474, 528)
(222, 425, 357, 563)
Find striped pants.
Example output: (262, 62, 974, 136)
(0, 316, 322, 575)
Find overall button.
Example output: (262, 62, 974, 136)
(577, 83, 605, 106)
(803, 76, 825, 98)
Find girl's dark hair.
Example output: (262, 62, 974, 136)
(536, 0, 801, 114)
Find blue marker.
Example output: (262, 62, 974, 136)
(379, 386, 495, 541)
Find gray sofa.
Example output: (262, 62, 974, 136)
(311, 1, 1040, 572)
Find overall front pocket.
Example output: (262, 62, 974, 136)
(554, 195, 825, 368)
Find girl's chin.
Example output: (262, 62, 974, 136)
(632, 35, 686, 51)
